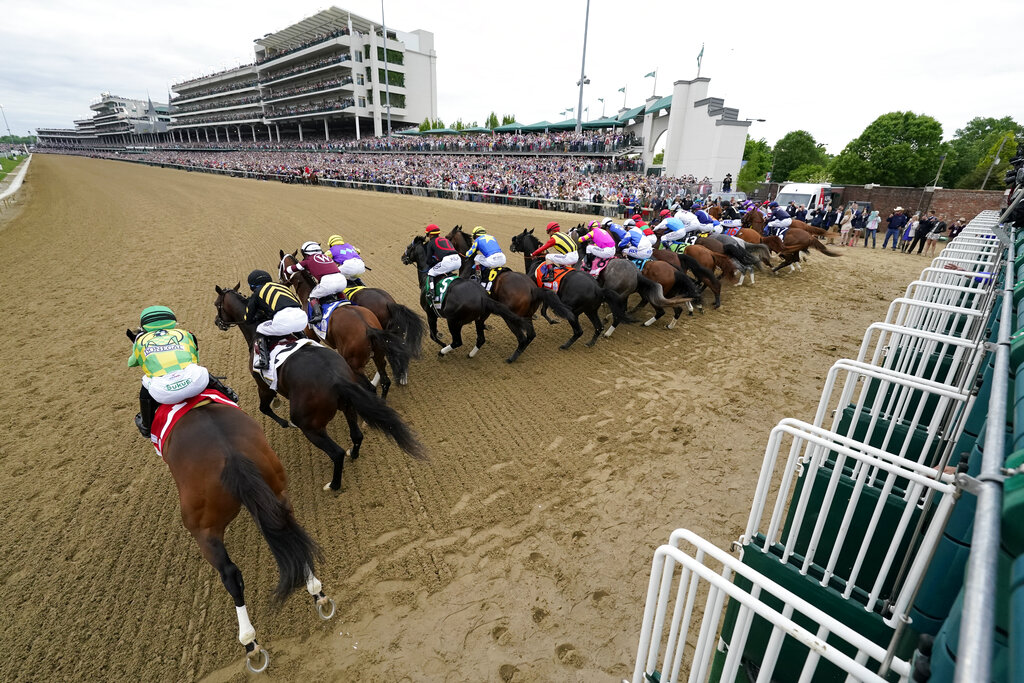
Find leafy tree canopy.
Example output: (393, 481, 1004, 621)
(830, 111, 944, 187)
(737, 136, 772, 193)
(772, 130, 828, 182)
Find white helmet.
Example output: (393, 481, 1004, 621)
(300, 241, 322, 255)
(600, 218, 613, 227)
(624, 218, 636, 227)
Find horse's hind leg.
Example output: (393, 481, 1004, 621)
(439, 320, 465, 356)
(583, 308, 604, 347)
(668, 307, 684, 329)
(196, 531, 268, 671)
(300, 427, 350, 492)
(305, 570, 335, 620)
(540, 302, 559, 324)
(469, 317, 487, 358)
(370, 347, 391, 400)
(507, 318, 534, 363)
(253, 374, 289, 428)
(560, 314, 584, 350)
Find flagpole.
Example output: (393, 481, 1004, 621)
(623, 85, 627, 109)
(653, 69, 658, 98)
(697, 42, 704, 78)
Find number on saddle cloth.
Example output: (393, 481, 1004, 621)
(628, 258, 650, 271)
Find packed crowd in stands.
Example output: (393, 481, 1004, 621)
(264, 98, 355, 118)
(264, 76, 353, 102)
(176, 111, 264, 125)
(261, 53, 351, 83)
(257, 27, 350, 64)
(175, 95, 261, 113)
(172, 79, 258, 103)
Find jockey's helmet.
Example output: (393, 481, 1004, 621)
(425, 224, 440, 234)
(327, 234, 345, 247)
(300, 241, 322, 255)
(600, 218, 613, 227)
(769, 201, 779, 208)
(659, 209, 671, 217)
(624, 218, 636, 227)
(546, 221, 560, 233)
(139, 305, 176, 332)
(248, 269, 272, 291)
(472, 226, 486, 237)
(587, 220, 599, 228)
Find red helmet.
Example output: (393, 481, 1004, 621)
(545, 221, 560, 233)
(659, 209, 671, 217)
(425, 224, 440, 234)
(631, 214, 643, 221)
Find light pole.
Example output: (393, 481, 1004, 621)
(574, 0, 591, 134)
(380, 0, 392, 138)
(0, 104, 13, 144)
(598, 97, 605, 118)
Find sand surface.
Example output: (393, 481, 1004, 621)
(0, 155, 927, 682)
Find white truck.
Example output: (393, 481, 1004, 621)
(773, 182, 836, 211)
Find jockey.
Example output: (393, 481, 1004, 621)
(691, 202, 723, 235)
(285, 241, 347, 324)
(326, 235, 366, 287)
(465, 226, 506, 279)
(618, 220, 655, 261)
(424, 224, 462, 308)
(578, 220, 617, 276)
(603, 217, 627, 243)
(530, 221, 580, 270)
(658, 216, 694, 246)
(245, 269, 308, 370)
(721, 202, 742, 222)
(129, 305, 238, 439)
(765, 201, 793, 238)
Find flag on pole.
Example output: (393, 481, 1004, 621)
(644, 71, 656, 78)
(697, 43, 705, 69)
(618, 87, 626, 93)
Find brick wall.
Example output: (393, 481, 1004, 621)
(929, 188, 1007, 221)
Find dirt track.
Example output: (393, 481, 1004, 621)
(0, 155, 927, 682)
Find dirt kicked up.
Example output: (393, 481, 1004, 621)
(0, 155, 927, 682)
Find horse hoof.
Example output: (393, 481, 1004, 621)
(468, 346, 479, 358)
(245, 645, 270, 674)
(323, 482, 337, 491)
(316, 596, 336, 620)
(603, 325, 616, 337)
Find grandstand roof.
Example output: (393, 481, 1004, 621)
(493, 121, 526, 132)
(616, 104, 646, 123)
(256, 7, 376, 52)
(645, 95, 672, 115)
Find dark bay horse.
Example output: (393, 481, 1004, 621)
(647, 237, 724, 309)
(761, 228, 842, 272)
(279, 251, 410, 396)
(125, 330, 333, 674)
(510, 229, 630, 346)
(346, 287, 424, 359)
(214, 284, 425, 491)
(401, 237, 532, 362)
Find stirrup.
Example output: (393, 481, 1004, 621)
(135, 413, 151, 439)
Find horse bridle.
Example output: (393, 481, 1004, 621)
(214, 290, 244, 331)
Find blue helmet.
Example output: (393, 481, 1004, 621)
(691, 201, 703, 209)
(769, 201, 779, 208)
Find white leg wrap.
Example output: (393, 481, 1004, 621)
(370, 372, 381, 387)
(603, 325, 615, 337)
(468, 346, 479, 358)
(440, 345, 453, 356)
(236, 605, 256, 645)
(306, 573, 322, 596)
(736, 274, 744, 287)
(667, 317, 678, 330)
(750, 272, 755, 285)
(644, 316, 657, 327)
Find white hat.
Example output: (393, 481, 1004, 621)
(894, 206, 904, 212)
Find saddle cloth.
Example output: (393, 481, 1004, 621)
(343, 285, 366, 299)
(425, 275, 458, 309)
(253, 337, 320, 391)
(484, 266, 510, 292)
(628, 258, 651, 271)
(151, 389, 238, 460)
(535, 264, 573, 292)
(725, 226, 743, 236)
(663, 242, 688, 254)
(307, 299, 351, 341)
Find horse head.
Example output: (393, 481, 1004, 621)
(402, 236, 426, 267)
(213, 283, 245, 330)
(446, 225, 470, 254)
(510, 228, 537, 254)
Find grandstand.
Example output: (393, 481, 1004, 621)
(36, 93, 170, 147)
(168, 6, 437, 144)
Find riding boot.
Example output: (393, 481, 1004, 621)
(254, 334, 270, 370)
(136, 386, 157, 439)
(206, 376, 240, 403)
(351, 277, 365, 287)
(309, 299, 323, 324)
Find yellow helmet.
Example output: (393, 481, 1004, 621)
(472, 226, 486, 237)
(327, 234, 344, 247)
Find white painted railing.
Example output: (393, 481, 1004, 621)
(0, 154, 32, 207)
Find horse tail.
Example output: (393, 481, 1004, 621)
(635, 272, 693, 306)
(806, 238, 842, 257)
(482, 295, 531, 339)
(220, 453, 321, 605)
(385, 302, 424, 358)
(531, 286, 574, 322)
(366, 326, 412, 385)
(723, 242, 756, 267)
(334, 379, 427, 460)
(745, 242, 772, 266)
(709, 252, 739, 283)
(679, 253, 719, 288)
(600, 287, 630, 325)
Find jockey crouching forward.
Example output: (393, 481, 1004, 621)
(578, 220, 617, 276)
(424, 224, 462, 308)
(286, 241, 347, 324)
(765, 202, 793, 238)
(691, 202, 723, 235)
(326, 234, 366, 286)
(618, 220, 655, 261)
(659, 216, 701, 247)
(129, 305, 238, 439)
(245, 270, 308, 370)
(465, 226, 506, 284)
(531, 222, 580, 279)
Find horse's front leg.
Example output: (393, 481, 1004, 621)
(253, 373, 289, 428)
(299, 426, 352, 491)
(439, 319, 465, 356)
(470, 317, 487, 358)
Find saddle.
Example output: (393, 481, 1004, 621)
(342, 285, 366, 299)
(307, 299, 351, 340)
(151, 389, 239, 460)
(483, 266, 510, 292)
(535, 264, 573, 292)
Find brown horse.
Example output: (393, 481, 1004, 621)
(761, 228, 842, 272)
(708, 205, 723, 220)
(345, 287, 424, 359)
(214, 284, 426, 491)
(648, 235, 725, 308)
(279, 251, 410, 396)
(125, 331, 333, 673)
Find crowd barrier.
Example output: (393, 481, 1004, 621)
(0, 154, 32, 210)
(628, 197, 1024, 682)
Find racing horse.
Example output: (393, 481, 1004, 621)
(345, 287, 424, 359)
(126, 328, 335, 674)
(708, 233, 772, 285)
(402, 236, 533, 362)
(647, 234, 725, 309)
(510, 229, 630, 346)
(214, 284, 426, 491)
(447, 226, 577, 348)
(279, 251, 411, 396)
(760, 227, 842, 272)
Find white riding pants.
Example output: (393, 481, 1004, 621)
(337, 258, 366, 278)
(625, 245, 654, 260)
(144, 363, 209, 404)
(474, 252, 507, 269)
(310, 272, 347, 298)
(586, 244, 616, 259)
(767, 218, 792, 230)
(545, 251, 579, 267)
(427, 253, 462, 277)
(256, 307, 309, 336)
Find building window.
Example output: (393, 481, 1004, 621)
(376, 47, 404, 65)
(357, 74, 364, 85)
(380, 92, 405, 109)
(358, 97, 366, 108)
(366, 66, 371, 82)
(363, 45, 370, 59)
(377, 69, 404, 87)
(354, 51, 363, 62)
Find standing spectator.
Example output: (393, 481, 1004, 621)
(795, 204, 808, 221)
(786, 201, 798, 216)
(722, 173, 733, 192)
(949, 217, 966, 240)
(882, 207, 908, 251)
(901, 212, 919, 252)
(850, 205, 865, 246)
(864, 210, 881, 248)
(923, 216, 946, 257)
(839, 206, 853, 246)
(908, 213, 935, 255)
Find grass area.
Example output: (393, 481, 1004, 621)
(0, 156, 26, 182)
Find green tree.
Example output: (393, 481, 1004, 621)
(771, 130, 828, 182)
(788, 163, 832, 183)
(452, 119, 465, 131)
(485, 112, 499, 129)
(418, 118, 431, 132)
(431, 118, 445, 130)
(652, 151, 664, 165)
(830, 111, 944, 187)
(944, 116, 1022, 187)
(957, 131, 1020, 190)
(737, 136, 772, 193)
(501, 114, 517, 125)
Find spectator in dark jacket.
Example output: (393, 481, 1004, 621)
(908, 214, 936, 255)
(795, 205, 808, 221)
(882, 207, 908, 250)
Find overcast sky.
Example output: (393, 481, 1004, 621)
(3, 0, 1022, 152)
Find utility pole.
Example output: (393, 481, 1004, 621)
(574, 0, 591, 134)
(932, 153, 947, 188)
(0, 104, 13, 144)
(981, 137, 1008, 190)
(380, 0, 393, 137)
